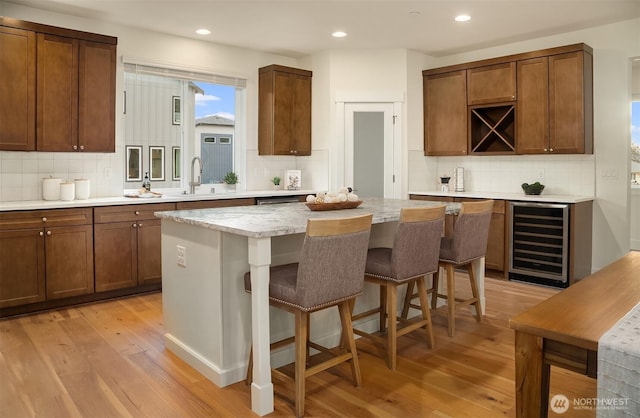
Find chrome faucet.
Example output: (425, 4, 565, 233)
(189, 156, 203, 194)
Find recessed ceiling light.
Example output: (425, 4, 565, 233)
(454, 14, 471, 22)
(332, 31, 347, 38)
(196, 28, 211, 35)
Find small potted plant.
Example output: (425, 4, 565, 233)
(223, 172, 238, 191)
(271, 176, 281, 190)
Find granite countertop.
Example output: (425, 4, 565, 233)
(155, 197, 461, 239)
(0, 189, 317, 212)
(408, 190, 594, 204)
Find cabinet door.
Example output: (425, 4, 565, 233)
(94, 221, 137, 291)
(423, 70, 468, 156)
(549, 51, 592, 154)
(516, 57, 549, 154)
(272, 71, 295, 155)
(36, 33, 79, 152)
(0, 229, 45, 308)
(45, 225, 94, 299)
(78, 41, 116, 152)
(137, 219, 162, 286)
(290, 74, 312, 156)
(0, 26, 36, 151)
(467, 62, 516, 105)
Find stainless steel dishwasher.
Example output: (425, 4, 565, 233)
(508, 202, 569, 288)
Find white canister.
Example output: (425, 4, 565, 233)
(75, 178, 90, 200)
(42, 177, 62, 200)
(60, 182, 75, 201)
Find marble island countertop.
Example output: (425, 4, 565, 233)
(0, 189, 317, 212)
(155, 197, 461, 238)
(409, 190, 594, 204)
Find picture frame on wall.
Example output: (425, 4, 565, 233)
(150, 146, 165, 181)
(125, 145, 143, 182)
(172, 146, 181, 181)
(172, 96, 181, 125)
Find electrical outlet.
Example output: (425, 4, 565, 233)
(176, 245, 186, 267)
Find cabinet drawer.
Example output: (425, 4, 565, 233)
(0, 208, 92, 230)
(94, 203, 176, 223)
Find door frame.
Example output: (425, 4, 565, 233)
(335, 91, 404, 199)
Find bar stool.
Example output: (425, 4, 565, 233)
(351, 205, 445, 370)
(244, 214, 372, 417)
(403, 200, 493, 337)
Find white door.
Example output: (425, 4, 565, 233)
(344, 103, 398, 198)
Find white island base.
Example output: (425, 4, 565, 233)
(158, 199, 484, 416)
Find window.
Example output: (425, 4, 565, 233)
(123, 61, 244, 190)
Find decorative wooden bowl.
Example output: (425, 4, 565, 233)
(305, 200, 363, 211)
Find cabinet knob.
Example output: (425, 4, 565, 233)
(46, 230, 51, 236)
(80, 145, 84, 150)
(133, 223, 138, 228)
(138, 222, 143, 227)
(42, 217, 47, 222)
(73, 145, 77, 150)
(135, 211, 140, 215)
(39, 231, 44, 237)
(549, 148, 554, 152)
(544, 148, 548, 152)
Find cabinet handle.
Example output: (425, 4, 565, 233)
(42, 217, 47, 222)
(133, 223, 138, 228)
(135, 211, 140, 215)
(138, 222, 143, 227)
(544, 148, 548, 152)
(549, 148, 554, 152)
(80, 145, 85, 151)
(73, 145, 77, 150)
(39, 231, 44, 237)
(46, 230, 51, 236)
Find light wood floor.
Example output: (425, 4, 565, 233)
(1, 274, 597, 417)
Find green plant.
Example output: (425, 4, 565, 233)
(223, 172, 238, 184)
(271, 176, 281, 185)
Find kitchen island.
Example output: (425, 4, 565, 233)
(156, 197, 475, 416)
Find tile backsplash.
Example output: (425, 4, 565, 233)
(0, 150, 123, 202)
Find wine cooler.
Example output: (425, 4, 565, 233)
(508, 202, 569, 288)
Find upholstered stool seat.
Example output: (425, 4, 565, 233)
(245, 214, 372, 417)
(351, 205, 445, 370)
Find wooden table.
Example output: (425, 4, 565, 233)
(509, 251, 640, 418)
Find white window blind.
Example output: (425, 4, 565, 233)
(123, 59, 246, 88)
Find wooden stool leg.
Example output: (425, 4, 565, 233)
(245, 345, 253, 385)
(401, 281, 415, 319)
(386, 284, 398, 370)
(416, 278, 435, 348)
(379, 285, 387, 333)
(295, 310, 308, 418)
(338, 301, 362, 387)
(446, 263, 456, 337)
(431, 268, 440, 310)
(467, 264, 483, 322)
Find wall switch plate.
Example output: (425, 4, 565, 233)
(176, 245, 186, 267)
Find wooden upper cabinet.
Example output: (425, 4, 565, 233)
(549, 51, 593, 154)
(516, 57, 550, 154)
(0, 26, 36, 151)
(37, 33, 79, 152)
(423, 70, 468, 156)
(259, 65, 312, 156)
(467, 62, 516, 105)
(0, 17, 117, 152)
(78, 40, 116, 152)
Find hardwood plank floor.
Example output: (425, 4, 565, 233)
(1, 275, 597, 417)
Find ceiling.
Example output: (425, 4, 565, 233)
(5, 0, 640, 58)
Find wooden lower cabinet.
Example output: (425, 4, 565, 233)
(0, 208, 93, 309)
(409, 195, 506, 272)
(94, 203, 174, 292)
